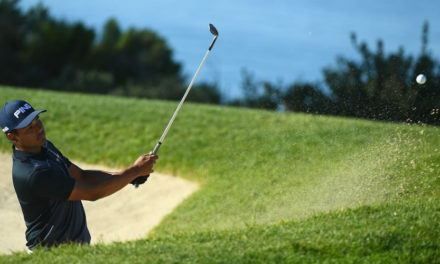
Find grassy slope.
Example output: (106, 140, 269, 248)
(3, 198, 439, 264)
(1, 86, 439, 262)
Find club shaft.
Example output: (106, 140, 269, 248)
(134, 27, 218, 188)
(155, 40, 216, 151)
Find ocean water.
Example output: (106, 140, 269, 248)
(19, 0, 440, 100)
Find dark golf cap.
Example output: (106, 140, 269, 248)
(0, 100, 46, 134)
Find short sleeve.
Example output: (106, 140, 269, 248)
(29, 168, 75, 201)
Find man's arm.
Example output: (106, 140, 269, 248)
(68, 163, 114, 184)
(67, 153, 157, 201)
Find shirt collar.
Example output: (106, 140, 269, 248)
(12, 144, 48, 161)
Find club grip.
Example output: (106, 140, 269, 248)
(131, 175, 149, 187)
(132, 142, 162, 188)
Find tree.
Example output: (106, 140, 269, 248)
(233, 69, 282, 110)
(410, 22, 440, 124)
(92, 22, 181, 86)
(233, 22, 439, 125)
(0, 0, 25, 85)
(21, 3, 95, 87)
(0, 1, 221, 104)
(283, 83, 333, 114)
(188, 82, 222, 104)
(322, 21, 440, 124)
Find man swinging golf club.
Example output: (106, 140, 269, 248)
(1, 23, 218, 252)
(0, 100, 158, 251)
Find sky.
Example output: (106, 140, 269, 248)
(19, 0, 440, 100)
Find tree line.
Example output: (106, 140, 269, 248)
(1, 0, 439, 125)
(232, 22, 440, 125)
(0, 0, 221, 103)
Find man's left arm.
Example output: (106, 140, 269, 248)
(69, 163, 115, 184)
(48, 141, 115, 183)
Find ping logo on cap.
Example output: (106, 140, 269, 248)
(14, 104, 32, 119)
(2, 127, 9, 132)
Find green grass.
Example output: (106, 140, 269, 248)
(2, 198, 439, 264)
(1, 86, 439, 263)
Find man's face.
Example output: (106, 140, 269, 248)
(8, 116, 46, 152)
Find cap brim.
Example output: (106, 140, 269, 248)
(14, 110, 46, 130)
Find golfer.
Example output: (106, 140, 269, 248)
(0, 100, 158, 252)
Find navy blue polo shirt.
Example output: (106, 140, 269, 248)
(12, 140, 90, 249)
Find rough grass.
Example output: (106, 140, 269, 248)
(1, 86, 439, 263)
(2, 198, 439, 263)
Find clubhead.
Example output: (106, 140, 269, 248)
(209, 24, 219, 36)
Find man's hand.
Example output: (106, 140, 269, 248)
(130, 153, 158, 186)
(133, 153, 158, 177)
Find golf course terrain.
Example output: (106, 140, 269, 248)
(0, 86, 439, 263)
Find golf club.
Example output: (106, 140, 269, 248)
(133, 23, 219, 188)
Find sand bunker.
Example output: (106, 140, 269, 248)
(0, 152, 198, 254)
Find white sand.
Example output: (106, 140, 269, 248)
(0, 152, 198, 255)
